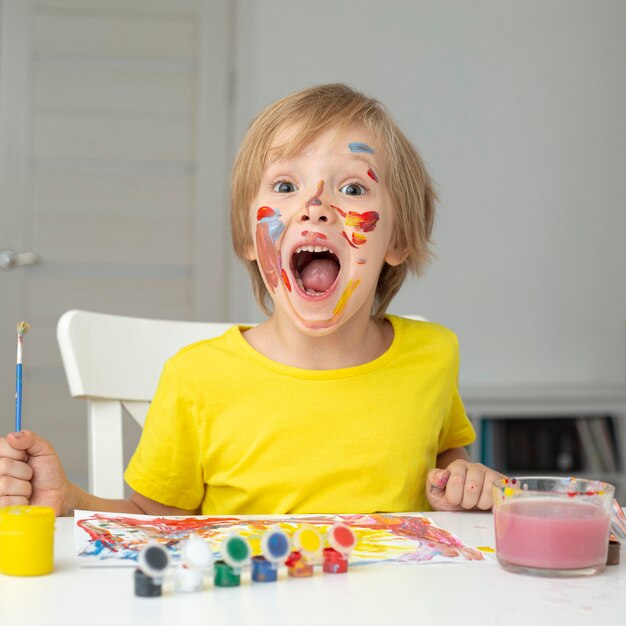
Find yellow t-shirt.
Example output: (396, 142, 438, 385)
(124, 315, 475, 514)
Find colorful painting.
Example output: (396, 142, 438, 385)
(74, 511, 484, 567)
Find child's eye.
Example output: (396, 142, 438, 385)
(340, 183, 367, 196)
(273, 181, 297, 193)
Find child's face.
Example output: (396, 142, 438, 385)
(248, 124, 405, 334)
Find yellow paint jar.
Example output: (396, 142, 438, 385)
(0, 505, 55, 576)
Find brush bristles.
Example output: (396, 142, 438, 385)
(17, 321, 31, 337)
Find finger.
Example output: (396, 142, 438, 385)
(426, 468, 463, 512)
(6, 430, 55, 459)
(0, 496, 30, 507)
(427, 468, 450, 495)
(0, 476, 33, 499)
(0, 436, 28, 462)
(477, 470, 504, 510)
(461, 465, 485, 509)
(0, 457, 33, 481)
(443, 462, 468, 507)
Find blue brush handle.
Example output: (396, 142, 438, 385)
(15, 362, 22, 432)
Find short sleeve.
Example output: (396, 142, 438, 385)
(437, 338, 476, 453)
(124, 358, 205, 510)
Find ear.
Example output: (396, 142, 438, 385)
(384, 242, 409, 267)
(243, 232, 257, 261)
(244, 243, 257, 261)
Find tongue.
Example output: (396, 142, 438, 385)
(300, 259, 339, 293)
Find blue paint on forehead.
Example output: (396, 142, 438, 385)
(348, 142, 375, 154)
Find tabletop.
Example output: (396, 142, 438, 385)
(0, 512, 623, 626)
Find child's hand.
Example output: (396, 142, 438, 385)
(0, 430, 71, 515)
(426, 459, 505, 511)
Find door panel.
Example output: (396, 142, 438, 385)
(0, 0, 232, 487)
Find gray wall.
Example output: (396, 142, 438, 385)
(229, 0, 626, 390)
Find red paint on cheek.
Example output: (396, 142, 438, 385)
(331, 205, 379, 232)
(351, 233, 366, 246)
(353, 211, 379, 232)
(257, 206, 276, 220)
(281, 269, 291, 291)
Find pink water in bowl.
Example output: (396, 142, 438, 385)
(495, 498, 610, 571)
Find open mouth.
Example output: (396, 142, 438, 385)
(290, 245, 341, 297)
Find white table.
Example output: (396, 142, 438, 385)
(0, 513, 623, 625)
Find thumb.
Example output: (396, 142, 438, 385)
(7, 430, 55, 458)
(427, 468, 451, 495)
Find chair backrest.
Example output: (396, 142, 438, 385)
(57, 309, 239, 499)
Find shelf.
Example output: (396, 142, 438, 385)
(462, 387, 626, 501)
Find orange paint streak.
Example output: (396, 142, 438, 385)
(341, 231, 358, 248)
(281, 269, 291, 292)
(331, 205, 379, 232)
(331, 204, 347, 218)
(351, 233, 367, 245)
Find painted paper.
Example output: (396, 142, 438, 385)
(74, 511, 484, 567)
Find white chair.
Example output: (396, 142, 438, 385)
(57, 310, 238, 499)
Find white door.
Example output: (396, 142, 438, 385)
(0, 0, 233, 487)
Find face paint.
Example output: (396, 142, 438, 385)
(301, 230, 328, 244)
(255, 206, 286, 292)
(257, 206, 285, 242)
(331, 205, 380, 233)
(305, 180, 324, 208)
(348, 142, 375, 154)
(281, 268, 291, 291)
(333, 279, 360, 316)
(251, 125, 396, 335)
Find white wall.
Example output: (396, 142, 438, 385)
(229, 0, 626, 390)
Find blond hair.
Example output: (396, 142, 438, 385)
(231, 83, 436, 318)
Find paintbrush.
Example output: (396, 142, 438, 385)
(15, 321, 30, 432)
(610, 497, 626, 544)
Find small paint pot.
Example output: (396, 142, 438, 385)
(285, 551, 314, 578)
(607, 540, 620, 566)
(327, 523, 357, 556)
(213, 560, 240, 587)
(134, 568, 162, 597)
(0, 505, 55, 576)
(251, 555, 277, 582)
(138, 542, 171, 580)
(180, 533, 213, 571)
(261, 526, 290, 566)
(220, 533, 251, 570)
(293, 525, 322, 560)
(322, 547, 348, 574)
(175, 566, 204, 593)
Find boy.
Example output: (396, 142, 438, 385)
(0, 84, 502, 516)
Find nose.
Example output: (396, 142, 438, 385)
(297, 180, 336, 225)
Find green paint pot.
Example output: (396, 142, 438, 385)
(213, 560, 240, 587)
